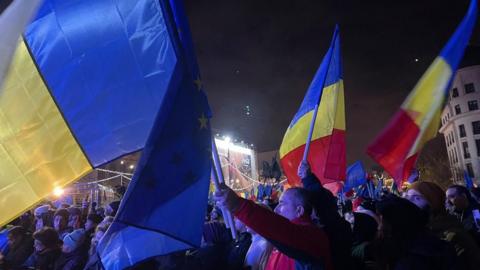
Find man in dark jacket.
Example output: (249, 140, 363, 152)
(23, 227, 62, 270)
(0, 226, 33, 269)
(446, 185, 480, 243)
(298, 161, 354, 270)
(215, 184, 333, 270)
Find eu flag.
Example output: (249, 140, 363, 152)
(343, 161, 367, 192)
(97, 0, 212, 269)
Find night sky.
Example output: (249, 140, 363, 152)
(184, 0, 480, 166)
(1, 0, 479, 168)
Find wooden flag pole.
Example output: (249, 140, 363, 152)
(211, 138, 238, 240)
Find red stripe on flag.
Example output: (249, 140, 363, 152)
(281, 130, 345, 188)
(367, 109, 420, 184)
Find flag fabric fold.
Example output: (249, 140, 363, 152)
(0, 0, 189, 226)
(97, 0, 212, 269)
(279, 25, 346, 190)
(366, 0, 477, 185)
(464, 170, 474, 190)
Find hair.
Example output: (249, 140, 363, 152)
(8, 226, 26, 240)
(67, 207, 82, 217)
(286, 187, 313, 216)
(447, 184, 478, 206)
(33, 227, 61, 249)
(54, 208, 69, 220)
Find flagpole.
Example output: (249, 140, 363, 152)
(211, 138, 238, 240)
(302, 25, 339, 162)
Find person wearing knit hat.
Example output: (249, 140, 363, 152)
(406, 182, 480, 270)
(406, 181, 445, 215)
(105, 201, 121, 217)
(34, 205, 53, 231)
(54, 229, 87, 270)
(61, 229, 85, 253)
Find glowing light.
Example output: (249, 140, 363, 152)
(414, 58, 419, 62)
(129, 165, 135, 170)
(225, 136, 231, 143)
(53, 187, 64, 197)
(120, 160, 125, 165)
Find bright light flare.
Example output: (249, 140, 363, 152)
(53, 187, 64, 197)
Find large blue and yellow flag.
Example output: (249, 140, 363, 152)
(97, 0, 212, 269)
(0, 0, 197, 226)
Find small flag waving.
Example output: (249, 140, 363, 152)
(367, 0, 477, 185)
(280, 25, 346, 189)
(343, 161, 367, 192)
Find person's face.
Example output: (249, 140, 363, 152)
(404, 189, 429, 210)
(274, 190, 301, 221)
(446, 188, 469, 211)
(85, 220, 96, 231)
(210, 209, 219, 220)
(35, 217, 44, 231)
(34, 239, 45, 252)
(54, 215, 66, 231)
(68, 215, 80, 228)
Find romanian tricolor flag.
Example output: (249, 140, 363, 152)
(367, 0, 477, 185)
(280, 26, 346, 191)
(0, 0, 182, 226)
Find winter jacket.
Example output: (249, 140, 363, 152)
(429, 213, 480, 270)
(23, 248, 62, 270)
(1, 234, 33, 269)
(301, 173, 354, 270)
(234, 199, 333, 270)
(54, 249, 86, 270)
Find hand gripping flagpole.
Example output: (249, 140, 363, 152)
(302, 25, 339, 163)
(211, 138, 238, 240)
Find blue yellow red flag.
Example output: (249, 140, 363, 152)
(367, 0, 477, 185)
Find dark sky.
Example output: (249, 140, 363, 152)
(1, 0, 479, 167)
(184, 0, 480, 166)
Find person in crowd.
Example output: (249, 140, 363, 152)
(374, 195, 457, 270)
(34, 205, 53, 232)
(0, 226, 33, 269)
(53, 209, 72, 240)
(84, 214, 103, 238)
(225, 218, 251, 270)
(184, 220, 232, 270)
(350, 212, 378, 270)
(215, 184, 334, 270)
(104, 201, 120, 217)
(99, 217, 114, 228)
(83, 225, 110, 270)
(446, 185, 480, 240)
(54, 229, 87, 270)
(298, 161, 353, 270)
(67, 207, 84, 231)
(23, 227, 62, 270)
(244, 204, 273, 270)
(405, 181, 480, 270)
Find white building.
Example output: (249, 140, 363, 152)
(439, 46, 480, 184)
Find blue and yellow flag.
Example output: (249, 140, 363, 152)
(0, 0, 195, 226)
(97, 0, 212, 269)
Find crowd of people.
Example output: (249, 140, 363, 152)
(2, 161, 480, 270)
(0, 200, 120, 270)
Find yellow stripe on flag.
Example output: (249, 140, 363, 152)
(280, 80, 345, 158)
(0, 40, 92, 225)
(401, 58, 452, 157)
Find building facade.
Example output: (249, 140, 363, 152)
(439, 48, 480, 184)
